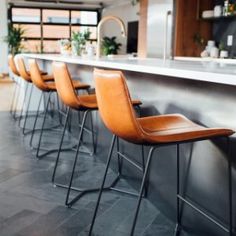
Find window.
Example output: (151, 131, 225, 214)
(71, 26, 97, 40)
(12, 8, 40, 23)
(43, 25, 70, 39)
(71, 11, 98, 25)
(10, 7, 99, 53)
(43, 9, 69, 24)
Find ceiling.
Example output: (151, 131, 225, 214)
(8, 0, 132, 9)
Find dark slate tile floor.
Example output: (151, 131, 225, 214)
(0, 111, 197, 236)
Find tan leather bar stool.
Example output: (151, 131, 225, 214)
(51, 62, 142, 207)
(28, 59, 90, 159)
(8, 55, 21, 119)
(89, 69, 235, 236)
(16, 57, 53, 134)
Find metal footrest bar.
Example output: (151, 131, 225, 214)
(33, 147, 74, 159)
(117, 151, 143, 172)
(14, 111, 45, 121)
(109, 187, 140, 197)
(23, 124, 62, 136)
(29, 125, 64, 151)
(77, 123, 94, 135)
(71, 142, 94, 156)
(55, 175, 120, 207)
(177, 195, 230, 233)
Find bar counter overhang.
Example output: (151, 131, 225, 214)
(20, 54, 236, 235)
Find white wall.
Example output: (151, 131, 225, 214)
(0, 0, 8, 73)
(101, 2, 139, 54)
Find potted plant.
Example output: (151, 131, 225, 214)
(131, 0, 139, 6)
(71, 29, 91, 56)
(101, 36, 122, 56)
(58, 39, 71, 55)
(5, 24, 25, 55)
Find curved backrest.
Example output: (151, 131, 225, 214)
(29, 59, 49, 91)
(94, 69, 144, 143)
(52, 62, 80, 109)
(16, 57, 31, 82)
(8, 55, 20, 76)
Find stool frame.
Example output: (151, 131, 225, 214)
(89, 136, 233, 236)
(51, 106, 147, 208)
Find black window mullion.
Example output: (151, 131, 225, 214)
(9, 6, 99, 53)
(69, 10, 72, 38)
(40, 8, 43, 53)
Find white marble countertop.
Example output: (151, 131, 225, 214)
(22, 53, 236, 86)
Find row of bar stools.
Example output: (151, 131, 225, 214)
(9, 56, 234, 235)
(28, 59, 91, 158)
(8, 54, 53, 133)
(16, 57, 54, 135)
(8, 55, 22, 119)
(88, 69, 235, 236)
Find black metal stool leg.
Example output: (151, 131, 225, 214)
(130, 146, 156, 236)
(51, 107, 71, 183)
(18, 82, 29, 126)
(90, 111, 96, 155)
(22, 84, 34, 134)
(88, 134, 117, 236)
(117, 137, 123, 175)
(35, 92, 52, 158)
(10, 81, 18, 115)
(56, 93, 63, 126)
(29, 91, 43, 147)
(141, 144, 149, 198)
(13, 79, 22, 119)
(227, 137, 233, 236)
(65, 110, 90, 207)
(175, 144, 181, 236)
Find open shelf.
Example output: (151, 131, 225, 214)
(201, 14, 236, 21)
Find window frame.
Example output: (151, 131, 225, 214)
(9, 5, 100, 53)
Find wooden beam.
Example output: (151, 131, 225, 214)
(138, 0, 148, 58)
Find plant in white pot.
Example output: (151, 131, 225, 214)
(71, 29, 91, 56)
(101, 36, 122, 56)
(5, 24, 25, 55)
(59, 39, 71, 55)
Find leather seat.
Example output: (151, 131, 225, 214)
(93, 69, 234, 144)
(17, 57, 53, 83)
(137, 114, 233, 144)
(8, 55, 20, 77)
(29, 59, 90, 92)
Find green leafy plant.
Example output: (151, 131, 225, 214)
(193, 33, 205, 48)
(131, 0, 139, 6)
(71, 28, 91, 55)
(102, 36, 122, 56)
(219, 41, 225, 51)
(5, 24, 25, 55)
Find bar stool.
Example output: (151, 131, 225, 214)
(51, 62, 142, 207)
(16, 57, 53, 135)
(89, 69, 235, 236)
(28, 59, 90, 159)
(8, 55, 21, 119)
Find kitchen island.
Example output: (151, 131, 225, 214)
(22, 53, 236, 236)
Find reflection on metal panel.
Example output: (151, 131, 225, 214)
(147, 0, 173, 58)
